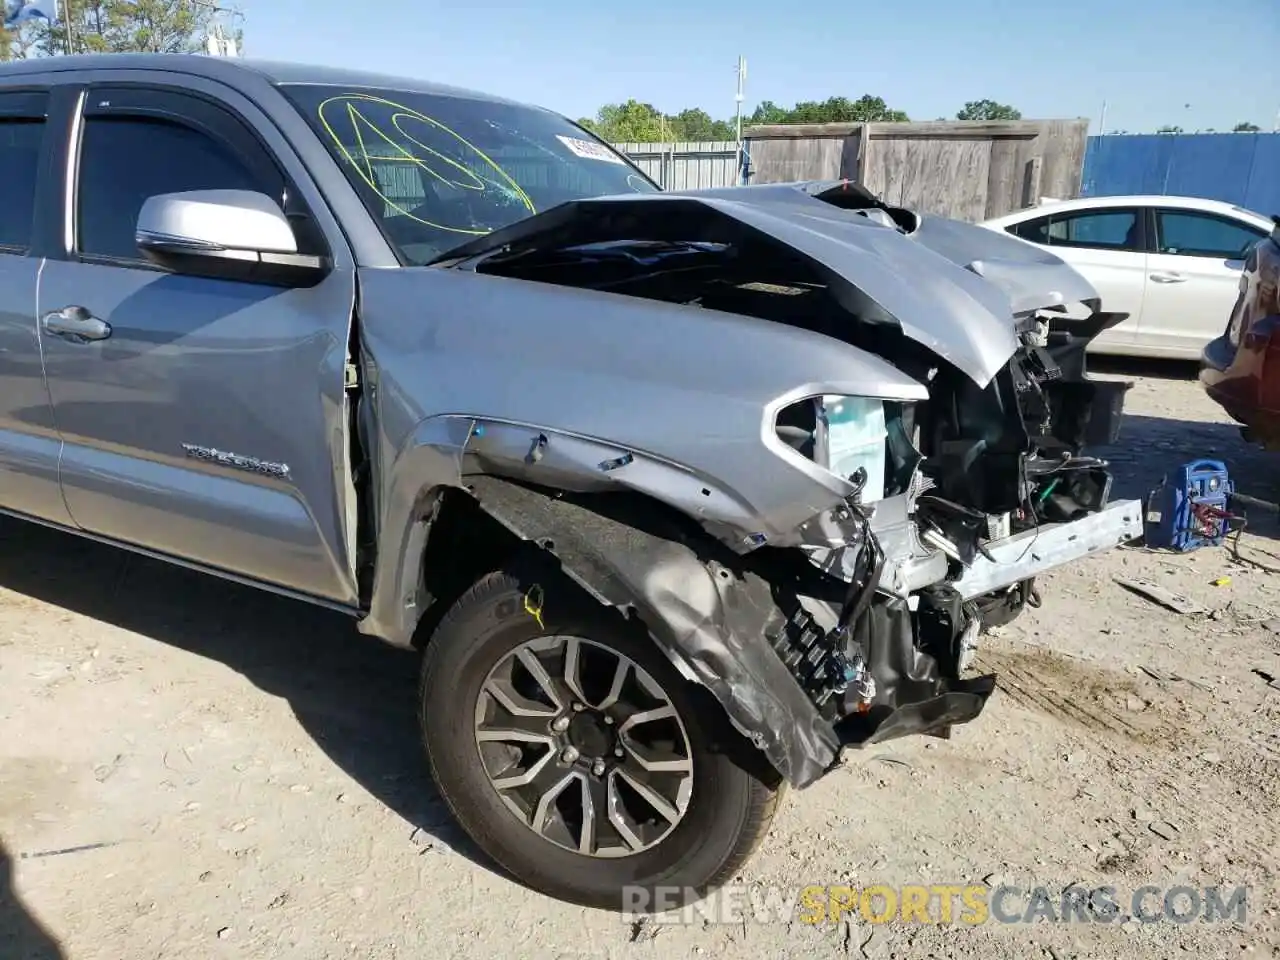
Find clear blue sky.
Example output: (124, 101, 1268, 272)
(244, 0, 1279, 134)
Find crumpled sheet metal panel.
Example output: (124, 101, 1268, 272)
(354, 264, 927, 553)
(835, 592, 996, 748)
(466, 475, 841, 789)
(440, 191, 1018, 388)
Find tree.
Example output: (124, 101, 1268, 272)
(2, 0, 237, 59)
(582, 100, 669, 143)
(1233, 121, 1261, 132)
(956, 99, 1022, 121)
(745, 96, 909, 126)
(1156, 125, 1183, 134)
(772, 95, 908, 124)
(669, 108, 734, 141)
(581, 101, 741, 143)
(582, 92, 910, 144)
(746, 100, 790, 125)
(0, 24, 35, 60)
(0, 9, 42, 60)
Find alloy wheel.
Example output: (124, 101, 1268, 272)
(472, 634, 694, 858)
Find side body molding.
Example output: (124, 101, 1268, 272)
(464, 475, 841, 789)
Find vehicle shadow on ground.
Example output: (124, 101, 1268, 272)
(0, 840, 66, 960)
(0, 519, 492, 873)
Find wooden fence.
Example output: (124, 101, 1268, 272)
(612, 119, 1091, 221)
(741, 120, 1090, 221)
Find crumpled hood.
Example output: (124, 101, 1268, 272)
(437, 180, 1099, 387)
(670, 180, 1101, 316)
(908, 212, 1100, 315)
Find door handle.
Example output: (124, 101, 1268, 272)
(42, 305, 112, 343)
(1149, 272, 1188, 284)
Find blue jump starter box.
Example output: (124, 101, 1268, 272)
(1144, 459, 1234, 552)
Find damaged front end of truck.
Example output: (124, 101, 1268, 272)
(358, 180, 1144, 790)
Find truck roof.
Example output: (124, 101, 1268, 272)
(0, 52, 531, 108)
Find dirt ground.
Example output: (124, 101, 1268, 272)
(2, 359, 1279, 960)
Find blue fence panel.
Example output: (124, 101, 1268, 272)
(1082, 135, 1160, 195)
(1243, 135, 1280, 217)
(1082, 135, 1168, 196)
(1166, 134, 1258, 202)
(1138, 136, 1178, 195)
(1082, 132, 1279, 215)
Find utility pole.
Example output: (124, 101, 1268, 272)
(734, 56, 746, 143)
(62, 0, 76, 55)
(192, 0, 240, 56)
(1097, 99, 1107, 136)
(734, 56, 747, 185)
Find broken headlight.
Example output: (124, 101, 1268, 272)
(775, 395, 890, 503)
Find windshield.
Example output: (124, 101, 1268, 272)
(280, 84, 659, 264)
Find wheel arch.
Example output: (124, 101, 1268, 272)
(425, 476, 839, 789)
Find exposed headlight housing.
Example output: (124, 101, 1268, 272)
(775, 395, 889, 503)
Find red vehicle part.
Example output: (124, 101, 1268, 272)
(1200, 227, 1280, 449)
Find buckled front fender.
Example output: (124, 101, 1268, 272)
(466, 475, 842, 788)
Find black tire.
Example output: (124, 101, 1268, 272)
(418, 566, 784, 911)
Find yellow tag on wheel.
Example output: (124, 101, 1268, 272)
(523, 584, 546, 630)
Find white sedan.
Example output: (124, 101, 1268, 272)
(981, 196, 1274, 360)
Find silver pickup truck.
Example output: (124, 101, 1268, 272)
(0, 54, 1143, 910)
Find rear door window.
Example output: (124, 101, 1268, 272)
(0, 91, 49, 253)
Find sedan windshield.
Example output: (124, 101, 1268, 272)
(280, 84, 658, 264)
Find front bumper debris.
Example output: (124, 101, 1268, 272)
(951, 499, 1144, 600)
(829, 591, 996, 749)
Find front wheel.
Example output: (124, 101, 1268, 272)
(418, 568, 784, 911)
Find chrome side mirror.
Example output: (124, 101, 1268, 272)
(136, 190, 329, 287)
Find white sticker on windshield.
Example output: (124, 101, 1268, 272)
(556, 135, 625, 164)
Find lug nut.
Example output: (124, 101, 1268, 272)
(551, 715, 570, 733)
(560, 746, 580, 764)
(571, 702, 585, 712)
(591, 759, 606, 776)
(614, 747, 625, 758)
(603, 715, 615, 726)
